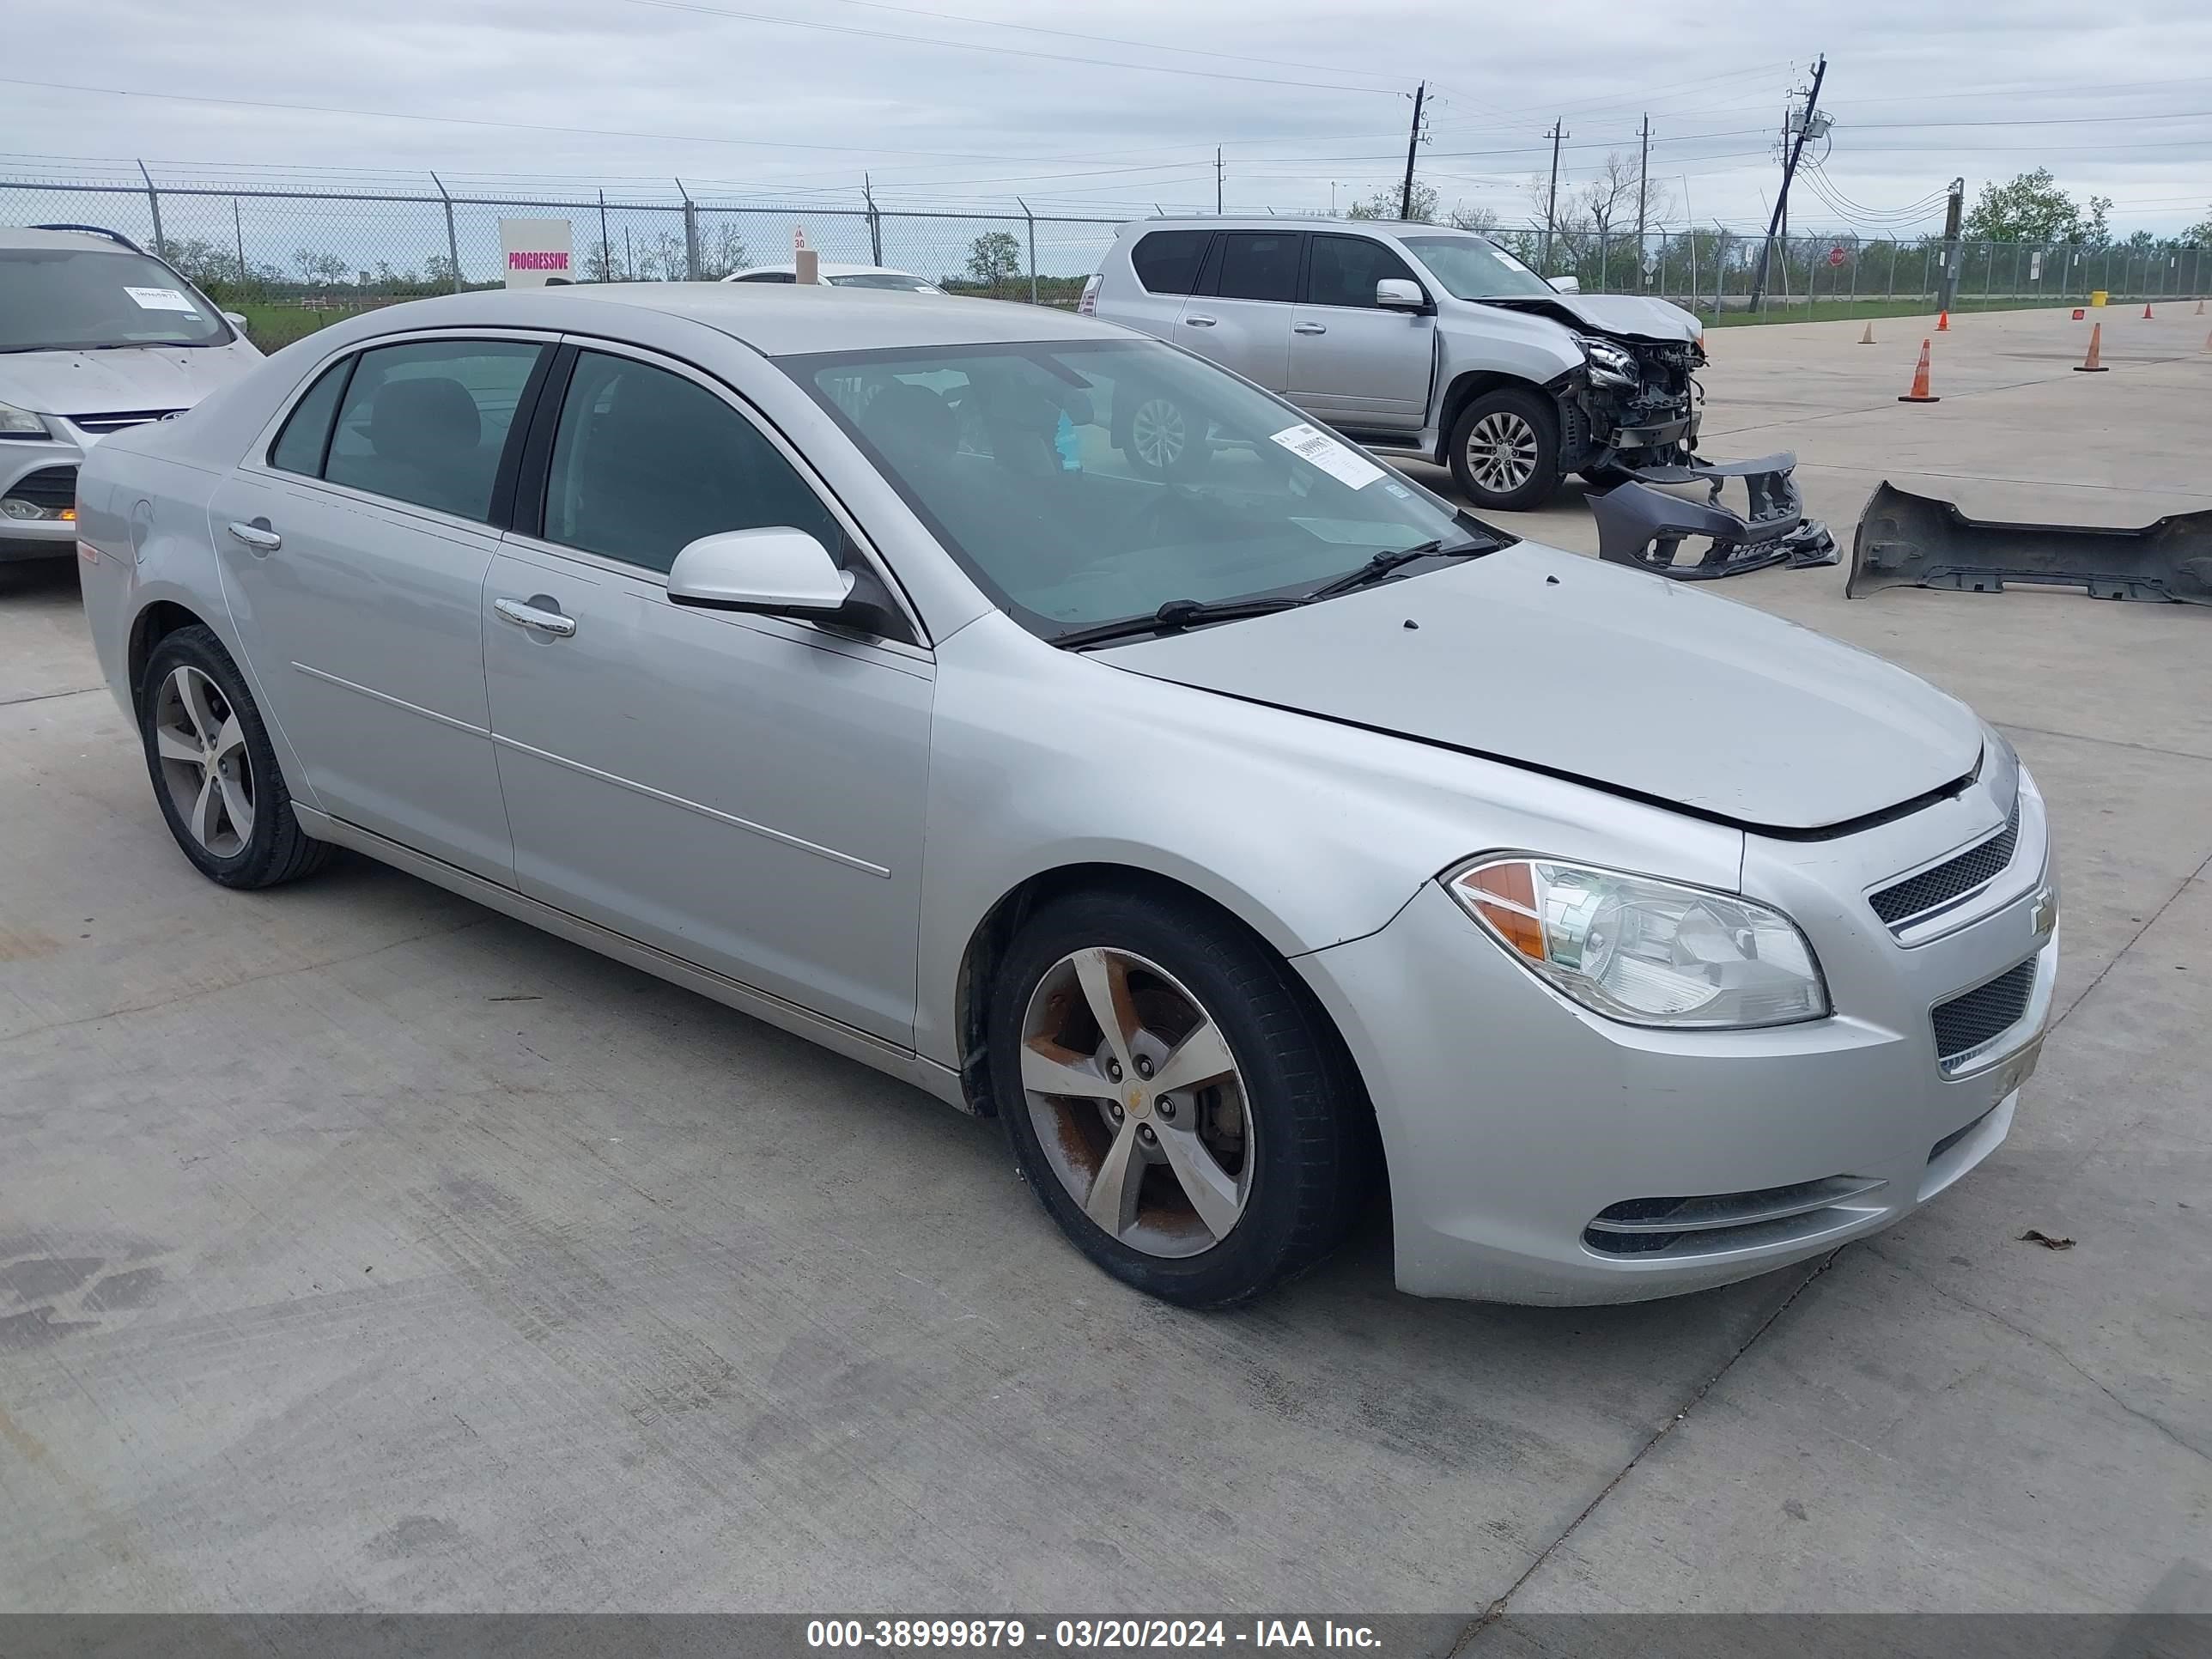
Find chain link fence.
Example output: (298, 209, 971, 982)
(5, 165, 2204, 345)
(1, 167, 1123, 346)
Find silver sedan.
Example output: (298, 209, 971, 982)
(75, 283, 2057, 1307)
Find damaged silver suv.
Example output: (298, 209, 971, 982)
(1082, 217, 1704, 511)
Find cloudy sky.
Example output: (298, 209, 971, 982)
(7, 0, 2210, 237)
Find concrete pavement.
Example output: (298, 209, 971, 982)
(2, 304, 2207, 1630)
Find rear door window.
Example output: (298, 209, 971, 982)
(1127, 231, 1213, 296)
(321, 339, 544, 523)
(1212, 233, 1303, 303)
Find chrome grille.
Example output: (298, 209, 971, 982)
(1931, 959, 2037, 1070)
(1583, 1175, 1886, 1257)
(70, 410, 182, 434)
(1869, 799, 2021, 929)
(2, 465, 76, 510)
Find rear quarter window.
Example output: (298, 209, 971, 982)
(266, 358, 353, 477)
(1127, 231, 1212, 296)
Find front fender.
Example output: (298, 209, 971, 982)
(912, 612, 1742, 1069)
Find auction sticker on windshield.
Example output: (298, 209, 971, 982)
(124, 287, 198, 313)
(1271, 422, 1385, 489)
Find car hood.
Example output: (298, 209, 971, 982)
(1095, 544, 1983, 834)
(1477, 292, 1702, 343)
(0, 342, 260, 420)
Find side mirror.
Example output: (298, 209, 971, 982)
(1547, 275, 1583, 294)
(1375, 278, 1429, 312)
(667, 527, 854, 617)
(222, 311, 250, 334)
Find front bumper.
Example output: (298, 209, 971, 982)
(0, 433, 86, 562)
(1297, 774, 2055, 1304)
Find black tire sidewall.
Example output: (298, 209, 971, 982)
(138, 626, 301, 888)
(1449, 387, 1561, 511)
(988, 890, 1349, 1307)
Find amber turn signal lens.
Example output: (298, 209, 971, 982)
(1457, 860, 1547, 962)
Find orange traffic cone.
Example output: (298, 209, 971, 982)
(2142, 302, 2154, 319)
(1936, 309, 1950, 331)
(1898, 338, 1940, 402)
(2202, 330, 2210, 352)
(1859, 322, 1876, 344)
(2073, 322, 2108, 372)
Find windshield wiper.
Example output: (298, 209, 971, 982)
(1303, 536, 1495, 600)
(1051, 595, 1308, 650)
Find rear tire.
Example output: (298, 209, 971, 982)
(1448, 387, 1560, 511)
(988, 887, 1374, 1307)
(139, 624, 333, 890)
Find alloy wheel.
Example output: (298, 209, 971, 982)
(151, 665, 254, 858)
(1129, 398, 1188, 470)
(1465, 410, 1540, 494)
(1018, 946, 1254, 1257)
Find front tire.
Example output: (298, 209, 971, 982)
(1448, 387, 1560, 511)
(988, 888, 1373, 1307)
(140, 624, 332, 889)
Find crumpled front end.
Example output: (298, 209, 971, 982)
(1589, 452, 1840, 580)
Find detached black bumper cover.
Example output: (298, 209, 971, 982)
(1590, 453, 1838, 580)
(1848, 481, 2212, 605)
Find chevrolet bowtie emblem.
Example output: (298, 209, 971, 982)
(2031, 887, 2057, 938)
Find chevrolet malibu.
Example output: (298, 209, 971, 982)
(75, 285, 2057, 1308)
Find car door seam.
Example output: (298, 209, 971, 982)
(289, 660, 490, 738)
(488, 732, 893, 878)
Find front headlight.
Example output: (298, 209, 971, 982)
(1571, 333, 1639, 389)
(1444, 856, 1830, 1029)
(0, 401, 51, 439)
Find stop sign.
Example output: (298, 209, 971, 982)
(1827, 246, 1847, 268)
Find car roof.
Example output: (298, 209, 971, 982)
(0, 227, 148, 253)
(343, 282, 1119, 357)
(1126, 217, 1481, 237)
(730, 262, 926, 278)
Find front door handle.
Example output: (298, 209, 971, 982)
(227, 518, 281, 553)
(494, 596, 577, 638)
(1182, 315, 1218, 327)
(1292, 322, 1327, 335)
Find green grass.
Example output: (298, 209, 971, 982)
(1701, 297, 2089, 329)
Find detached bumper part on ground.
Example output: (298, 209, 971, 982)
(1847, 479, 2212, 605)
(1589, 452, 1839, 580)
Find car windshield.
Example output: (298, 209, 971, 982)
(1399, 234, 1555, 301)
(0, 246, 231, 351)
(829, 273, 933, 291)
(791, 338, 1503, 637)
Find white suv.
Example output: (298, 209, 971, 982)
(1, 226, 262, 561)
(1082, 218, 1705, 510)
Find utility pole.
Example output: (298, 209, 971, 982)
(1749, 54, 1826, 313)
(1215, 149, 1224, 214)
(1936, 176, 1966, 314)
(1635, 113, 1651, 291)
(1399, 82, 1426, 222)
(1541, 121, 1566, 274)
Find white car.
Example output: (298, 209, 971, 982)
(723, 262, 945, 294)
(1, 226, 262, 561)
(1083, 218, 1702, 510)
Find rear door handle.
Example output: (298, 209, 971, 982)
(1183, 315, 1218, 327)
(1293, 322, 1328, 335)
(494, 596, 577, 638)
(227, 519, 281, 553)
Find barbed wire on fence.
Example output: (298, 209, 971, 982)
(5, 165, 2203, 334)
